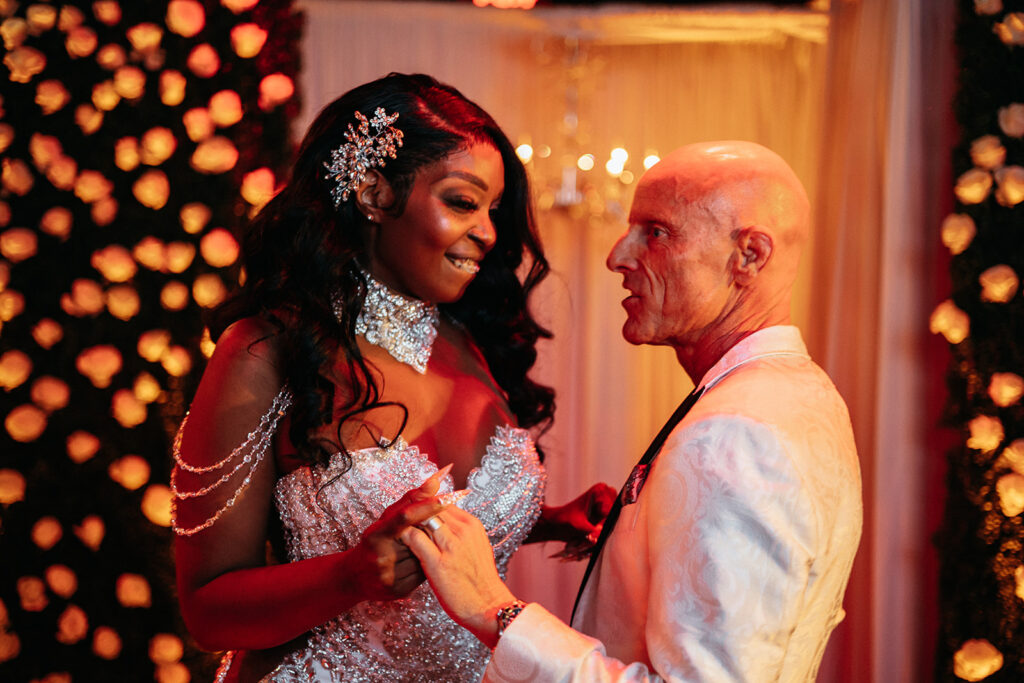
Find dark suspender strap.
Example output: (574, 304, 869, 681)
(570, 386, 704, 624)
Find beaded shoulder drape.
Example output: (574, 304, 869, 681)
(217, 388, 546, 683)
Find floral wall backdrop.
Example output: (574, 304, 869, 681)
(0, 0, 300, 679)
(933, 1, 1024, 681)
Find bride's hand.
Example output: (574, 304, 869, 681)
(343, 465, 450, 602)
(526, 483, 617, 557)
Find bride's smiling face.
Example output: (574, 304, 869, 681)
(367, 143, 504, 304)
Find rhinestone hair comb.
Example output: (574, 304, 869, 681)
(323, 107, 404, 207)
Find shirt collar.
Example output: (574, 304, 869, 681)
(696, 325, 809, 392)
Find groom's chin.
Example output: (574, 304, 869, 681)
(621, 321, 650, 346)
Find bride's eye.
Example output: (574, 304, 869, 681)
(447, 196, 479, 212)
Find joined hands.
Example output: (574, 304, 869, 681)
(345, 464, 451, 601)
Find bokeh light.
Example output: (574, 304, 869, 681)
(45, 565, 78, 598)
(0, 469, 26, 504)
(979, 265, 1019, 303)
(166, 1, 206, 38)
(30, 376, 70, 412)
(66, 431, 100, 464)
(994, 165, 1024, 207)
(108, 455, 151, 490)
(989, 372, 1024, 407)
(31, 517, 62, 550)
(75, 345, 122, 388)
(191, 136, 238, 173)
(186, 43, 220, 78)
(73, 515, 105, 551)
(940, 214, 976, 255)
(40, 207, 73, 239)
(5, 404, 47, 443)
(967, 414, 1004, 452)
(55, 605, 88, 645)
(231, 23, 267, 58)
(160, 69, 187, 106)
(92, 626, 122, 660)
(929, 300, 970, 344)
(258, 73, 294, 110)
(241, 167, 275, 209)
(91, 244, 137, 282)
(0, 350, 32, 390)
(0, 1, 301, 676)
(141, 485, 173, 527)
(133, 170, 171, 209)
(112, 389, 147, 428)
(116, 574, 152, 608)
(953, 639, 1003, 681)
(209, 89, 243, 127)
(31, 318, 63, 349)
(17, 577, 47, 612)
(200, 228, 239, 267)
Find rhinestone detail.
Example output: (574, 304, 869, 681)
(222, 425, 545, 681)
(341, 270, 439, 374)
(170, 388, 293, 536)
(322, 107, 404, 206)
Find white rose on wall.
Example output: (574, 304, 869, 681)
(998, 103, 1024, 138)
(994, 165, 1024, 207)
(970, 134, 1006, 169)
(994, 12, 1024, 45)
(955, 168, 993, 204)
(975, 0, 1003, 15)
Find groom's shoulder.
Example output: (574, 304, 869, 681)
(702, 352, 846, 418)
(675, 355, 855, 472)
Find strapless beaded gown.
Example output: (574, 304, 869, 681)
(216, 390, 546, 682)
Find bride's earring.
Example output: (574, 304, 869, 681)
(358, 190, 378, 225)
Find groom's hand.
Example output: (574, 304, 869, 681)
(400, 507, 515, 649)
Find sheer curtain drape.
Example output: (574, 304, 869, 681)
(809, 1, 955, 680)
(295, 1, 951, 679)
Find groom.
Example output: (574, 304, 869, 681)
(403, 141, 863, 681)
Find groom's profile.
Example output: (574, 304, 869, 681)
(405, 140, 863, 682)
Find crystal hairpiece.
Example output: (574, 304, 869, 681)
(323, 107, 404, 207)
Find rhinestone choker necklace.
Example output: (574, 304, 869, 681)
(338, 270, 440, 374)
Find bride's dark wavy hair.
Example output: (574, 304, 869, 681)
(209, 73, 554, 467)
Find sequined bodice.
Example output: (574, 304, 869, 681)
(264, 424, 545, 682)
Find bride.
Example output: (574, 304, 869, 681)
(171, 73, 613, 681)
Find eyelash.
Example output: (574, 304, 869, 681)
(448, 197, 479, 212)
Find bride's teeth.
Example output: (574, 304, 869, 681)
(450, 257, 479, 274)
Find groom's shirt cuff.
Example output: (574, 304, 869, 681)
(484, 602, 644, 683)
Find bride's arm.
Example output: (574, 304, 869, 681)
(173, 317, 443, 652)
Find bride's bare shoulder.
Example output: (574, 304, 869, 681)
(200, 316, 286, 399)
(214, 316, 282, 364)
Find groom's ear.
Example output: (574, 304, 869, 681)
(732, 228, 773, 286)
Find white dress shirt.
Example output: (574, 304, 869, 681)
(485, 326, 862, 682)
